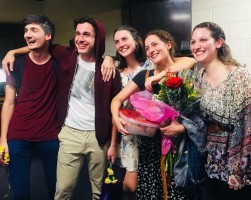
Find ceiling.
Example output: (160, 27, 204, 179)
(0, 0, 127, 24)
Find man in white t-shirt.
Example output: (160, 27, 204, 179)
(52, 16, 121, 200)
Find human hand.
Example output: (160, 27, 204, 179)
(159, 120, 185, 137)
(0, 145, 10, 166)
(145, 76, 158, 91)
(2, 50, 16, 76)
(107, 145, 117, 164)
(113, 115, 131, 135)
(145, 70, 167, 91)
(101, 56, 116, 82)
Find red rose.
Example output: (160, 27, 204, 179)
(165, 77, 183, 89)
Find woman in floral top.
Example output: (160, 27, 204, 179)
(190, 22, 251, 200)
(113, 25, 146, 200)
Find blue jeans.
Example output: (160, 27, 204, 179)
(8, 140, 59, 200)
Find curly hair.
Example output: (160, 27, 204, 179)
(192, 22, 242, 67)
(145, 29, 177, 58)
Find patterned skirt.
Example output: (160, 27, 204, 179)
(136, 132, 190, 200)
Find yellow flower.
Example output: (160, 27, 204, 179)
(188, 91, 199, 100)
(0, 146, 10, 164)
(0, 146, 4, 153)
(107, 168, 114, 176)
(3, 153, 10, 163)
(104, 163, 119, 184)
(111, 179, 118, 184)
(105, 177, 111, 184)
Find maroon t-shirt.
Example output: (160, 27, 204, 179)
(6, 55, 60, 141)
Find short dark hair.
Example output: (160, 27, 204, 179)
(22, 14, 55, 43)
(73, 16, 98, 39)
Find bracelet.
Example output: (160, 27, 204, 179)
(165, 68, 170, 77)
(165, 68, 176, 78)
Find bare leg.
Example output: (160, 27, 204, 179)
(123, 170, 137, 200)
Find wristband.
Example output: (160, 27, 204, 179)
(165, 68, 176, 78)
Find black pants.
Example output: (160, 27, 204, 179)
(198, 178, 251, 200)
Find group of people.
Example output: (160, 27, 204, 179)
(0, 15, 121, 200)
(0, 13, 250, 200)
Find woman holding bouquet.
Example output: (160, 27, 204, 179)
(145, 23, 251, 200)
(112, 25, 196, 200)
(111, 29, 197, 200)
(190, 22, 251, 200)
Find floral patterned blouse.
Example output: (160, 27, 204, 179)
(117, 60, 155, 172)
(117, 65, 146, 172)
(196, 67, 251, 186)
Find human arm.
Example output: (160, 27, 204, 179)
(111, 80, 140, 135)
(2, 46, 30, 76)
(0, 85, 16, 165)
(107, 119, 117, 163)
(145, 57, 197, 91)
(101, 56, 117, 82)
(172, 57, 197, 71)
(227, 107, 250, 191)
(227, 68, 251, 190)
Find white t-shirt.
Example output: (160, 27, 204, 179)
(64, 56, 95, 130)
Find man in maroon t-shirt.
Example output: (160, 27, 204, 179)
(0, 15, 60, 200)
(0, 16, 121, 200)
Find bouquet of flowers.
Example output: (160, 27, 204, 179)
(127, 68, 200, 198)
(154, 69, 200, 197)
(104, 163, 118, 184)
(155, 75, 200, 114)
(100, 163, 122, 200)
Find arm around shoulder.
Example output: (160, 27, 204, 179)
(101, 55, 117, 82)
(2, 46, 30, 76)
(172, 57, 197, 72)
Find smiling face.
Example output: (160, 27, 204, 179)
(74, 22, 96, 60)
(114, 30, 136, 58)
(190, 27, 222, 64)
(24, 23, 51, 50)
(144, 34, 171, 66)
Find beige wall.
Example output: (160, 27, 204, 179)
(1, 0, 250, 72)
(54, 9, 122, 57)
(100, 0, 251, 73)
(0, 0, 123, 57)
(92, 10, 122, 56)
(193, 0, 251, 73)
(94, 0, 251, 73)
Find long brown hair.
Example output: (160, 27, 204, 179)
(113, 25, 146, 69)
(192, 22, 242, 67)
